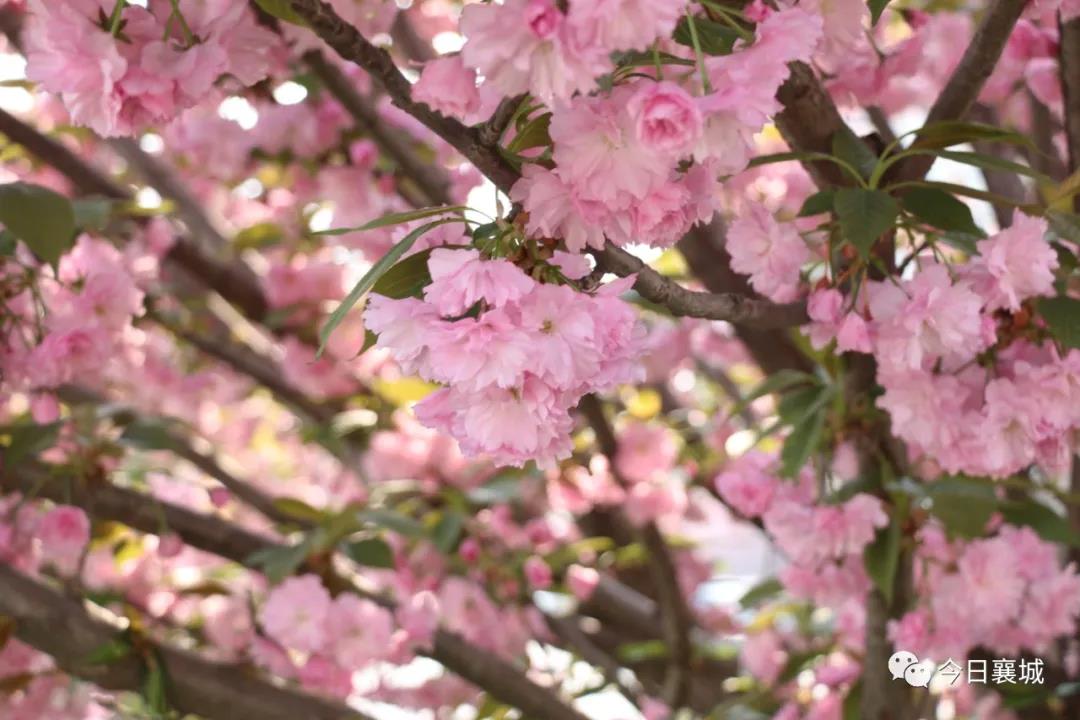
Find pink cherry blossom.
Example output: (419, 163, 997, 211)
(714, 452, 779, 518)
(566, 564, 600, 600)
(567, 0, 687, 53)
(259, 575, 332, 654)
(424, 249, 536, 317)
(627, 81, 703, 156)
(37, 505, 90, 574)
(460, 0, 609, 102)
(413, 55, 481, 121)
(726, 203, 810, 302)
(326, 594, 393, 669)
(969, 213, 1057, 311)
(740, 631, 787, 686)
(523, 555, 553, 589)
(510, 165, 609, 253)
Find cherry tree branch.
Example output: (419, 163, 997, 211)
(592, 243, 809, 327)
(577, 395, 693, 709)
(0, 563, 373, 720)
(893, 0, 1029, 183)
(109, 137, 232, 254)
(1061, 14, 1080, 209)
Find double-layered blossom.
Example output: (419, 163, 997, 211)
(967, 213, 1057, 311)
(726, 203, 810, 302)
(368, 252, 643, 466)
(25, 0, 277, 136)
(258, 575, 332, 654)
(459, 0, 610, 102)
(413, 56, 481, 121)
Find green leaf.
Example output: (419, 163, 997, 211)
(843, 682, 863, 720)
(614, 50, 697, 68)
(142, 656, 168, 715)
(371, 248, 433, 299)
(831, 128, 878, 181)
(343, 537, 395, 569)
(938, 230, 981, 255)
(777, 385, 830, 425)
(933, 150, 1047, 181)
(314, 206, 467, 236)
(738, 578, 783, 608)
(0, 182, 76, 269)
(868, 0, 890, 24)
(910, 121, 1034, 151)
(0, 230, 15, 257)
(356, 509, 426, 538)
(233, 221, 284, 251)
(616, 639, 668, 663)
(467, 473, 525, 504)
(0, 420, 62, 464)
(431, 510, 464, 553)
(730, 369, 818, 419)
(359, 328, 379, 355)
(1039, 296, 1080, 350)
(779, 405, 825, 477)
(272, 497, 326, 524)
(833, 188, 899, 258)
(1047, 210, 1080, 245)
(118, 419, 182, 452)
(71, 197, 113, 231)
(245, 540, 313, 583)
(507, 113, 552, 154)
(84, 638, 133, 665)
(254, 0, 309, 26)
(798, 190, 835, 217)
(926, 476, 997, 539)
(864, 507, 903, 603)
(1000, 499, 1078, 545)
(900, 186, 983, 236)
(672, 15, 739, 55)
(903, 180, 1040, 212)
(318, 218, 461, 356)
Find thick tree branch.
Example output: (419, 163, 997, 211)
(577, 395, 693, 709)
(894, 0, 1028, 183)
(149, 308, 340, 425)
(0, 563, 372, 720)
(926, 0, 1028, 125)
(1061, 15, 1080, 203)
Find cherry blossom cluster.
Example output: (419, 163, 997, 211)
(365, 248, 644, 467)
(1, 234, 148, 391)
(25, 0, 278, 137)
(890, 523, 1080, 661)
(718, 454, 887, 647)
(807, 213, 1080, 479)
(506, 7, 822, 254)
